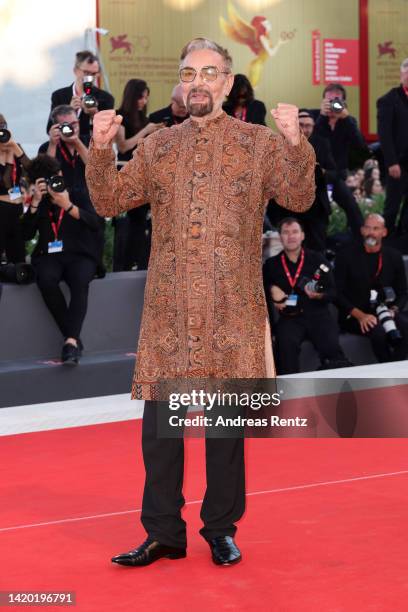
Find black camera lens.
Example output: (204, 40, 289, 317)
(330, 97, 345, 113)
(58, 122, 75, 137)
(0, 128, 11, 143)
(46, 175, 66, 193)
(83, 95, 98, 109)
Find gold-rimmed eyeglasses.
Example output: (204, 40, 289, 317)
(179, 65, 230, 83)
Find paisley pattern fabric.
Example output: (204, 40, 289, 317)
(86, 112, 315, 399)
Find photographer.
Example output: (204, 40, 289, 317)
(335, 213, 408, 362)
(0, 114, 30, 264)
(21, 155, 103, 365)
(40, 105, 89, 197)
(47, 51, 114, 137)
(313, 83, 367, 237)
(40, 105, 105, 273)
(263, 217, 349, 374)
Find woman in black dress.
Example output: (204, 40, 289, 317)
(115, 80, 164, 271)
(0, 114, 30, 264)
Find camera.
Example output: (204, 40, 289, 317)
(58, 122, 75, 138)
(0, 127, 11, 143)
(329, 97, 345, 113)
(0, 262, 36, 284)
(370, 287, 402, 346)
(43, 175, 66, 193)
(82, 76, 98, 109)
(298, 263, 330, 294)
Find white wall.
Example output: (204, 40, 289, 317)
(0, 0, 96, 156)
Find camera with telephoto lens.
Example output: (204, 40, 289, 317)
(43, 175, 66, 193)
(58, 122, 75, 138)
(0, 127, 11, 143)
(82, 76, 98, 109)
(370, 286, 402, 346)
(330, 97, 345, 113)
(298, 263, 330, 294)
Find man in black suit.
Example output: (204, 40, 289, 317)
(47, 51, 114, 137)
(377, 58, 408, 234)
(334, 213, 408, 362)
(148, 84, 188, 126)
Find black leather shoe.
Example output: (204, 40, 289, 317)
(61, 342, 79, 366)
(111, 538, 186, 567)
(208, 536, 242, 566)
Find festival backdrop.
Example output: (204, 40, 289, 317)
(96, 0, 360, 127)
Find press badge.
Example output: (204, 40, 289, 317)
(8, 186, 22, 201)
(285, 294, 298, 307)
(48, 240, 63, 253)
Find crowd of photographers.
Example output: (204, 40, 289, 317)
(0, 50, 407, 369)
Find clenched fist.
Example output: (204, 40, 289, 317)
(270, 103, 300, 146)
(93, 110, 123, 149)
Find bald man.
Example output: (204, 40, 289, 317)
(149, 84, 188, 126)
(335, 213, 408, 363)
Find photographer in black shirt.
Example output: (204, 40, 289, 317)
(47, 50, 114, 138)
(40, 105, 89, 196)
(263, 217, 349, 374)
(21, 155, 102, 365)
(39, 105, 105, 272)
(335, 213, 408, 362)
(313, 84, 366, 238)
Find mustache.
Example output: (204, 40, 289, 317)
(187, 87, 212, 101)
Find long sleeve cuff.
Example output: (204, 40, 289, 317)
(88, 140, 116, 161)
(281, 133, 310, 160)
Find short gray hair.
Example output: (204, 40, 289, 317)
(400, 58, 408, 71)
(180, 38, 232, 71)
(50, 105, 76, 124)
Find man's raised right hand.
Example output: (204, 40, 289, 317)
(93, 110, 123, 149)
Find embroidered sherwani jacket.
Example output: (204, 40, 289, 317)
(86, 112, 315, 399)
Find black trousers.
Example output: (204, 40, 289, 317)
(0, 203, 26, 263)
(342, 313, 408, 362)
(331, 177, 363, 238)
(140, 400, 245, 548)
(384, 170, 408, 233)
(124, 207, 152, 271)
(275, 310, 346, 374)
(302, 215, 329, 252)
(34, 252, 96, 340)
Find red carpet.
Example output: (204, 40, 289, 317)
(1, 421, 408, 611)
